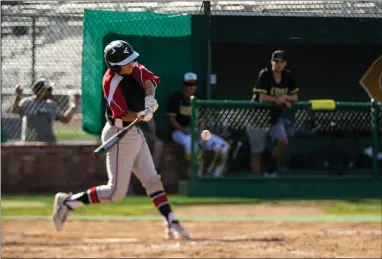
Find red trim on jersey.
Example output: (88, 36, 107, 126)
(102, 69, 128, 119)
(132, 63, 160, 88)
(89, 187, 100, 204)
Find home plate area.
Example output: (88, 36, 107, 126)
(2, 220, 381, 258)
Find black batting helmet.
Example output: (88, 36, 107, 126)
(104, 40, 139, 73)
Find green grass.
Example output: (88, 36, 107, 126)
(2, 195, 381, 217)
(1, 195, 261, 217)
(323, 199, 382, 215)
(54, 124, 98, 141)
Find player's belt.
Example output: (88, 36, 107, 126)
(107, 118, 139, 128)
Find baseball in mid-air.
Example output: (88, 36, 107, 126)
(201, 130, 211, 141)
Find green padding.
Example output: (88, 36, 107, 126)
(1, 128, 7, 143)
(82, 9, 191, 135)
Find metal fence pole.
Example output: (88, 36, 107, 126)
(203, 1, 211, 100)
(371, 100, 379, 178)
(190, 96, 198, 181)
(31, 16, 36, 84)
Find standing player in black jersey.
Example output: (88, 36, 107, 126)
(52, 40, 190, 240)
(247, 50, 299, 177)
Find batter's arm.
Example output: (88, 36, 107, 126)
(144, 80, 156, 97)
(143, 80, 159, 113)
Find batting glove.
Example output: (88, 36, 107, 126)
(145, 95, 158, 113)
(137, 109, 153, 122)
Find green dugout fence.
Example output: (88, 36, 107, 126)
(188, 99, 382, 198)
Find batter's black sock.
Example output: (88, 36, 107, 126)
(150, 191, 176, 224)
(68, 192, 90, 204)
(64, 187, 100, 209)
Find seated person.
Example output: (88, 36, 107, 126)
(166, 72, 230, 177)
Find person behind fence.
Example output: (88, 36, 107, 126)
(11, 78, 80, 143)
(166, 72, 230, 177)
(247, 50, 299, 178)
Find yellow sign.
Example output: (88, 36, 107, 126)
(309, 99, 336, 110)
(359, 55, 382, 102)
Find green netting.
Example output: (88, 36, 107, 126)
(82, 9, 191, 136)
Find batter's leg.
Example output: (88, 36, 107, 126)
(132, 133, 190, 239)
(52, 123, 143, 231)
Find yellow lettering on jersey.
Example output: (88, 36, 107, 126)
(270, 87, 288, 96)
(180, 105, 191, 116)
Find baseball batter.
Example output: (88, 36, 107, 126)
(52, 40, 189, 240)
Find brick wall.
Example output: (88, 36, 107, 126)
(1, 142, 186, 195)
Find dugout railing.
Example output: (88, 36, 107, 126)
(188, 99, 382, 198)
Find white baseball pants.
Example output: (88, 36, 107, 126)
(94, 122, 162, 203)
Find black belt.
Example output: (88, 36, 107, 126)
(107, 118, 139, 128)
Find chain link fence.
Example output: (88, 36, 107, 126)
(211, 1, 382, 16)
(195, 101, 382, 177)
(2, 1, 381, 142)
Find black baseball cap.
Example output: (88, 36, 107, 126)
(271, 50, 286, 61)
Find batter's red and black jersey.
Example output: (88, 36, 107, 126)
(102, 63, 160, 125)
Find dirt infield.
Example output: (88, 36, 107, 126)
(2, 219, 381, 258)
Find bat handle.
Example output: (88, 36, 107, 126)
(93, 147, 105, 159)
(93, 152, 100, 159)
